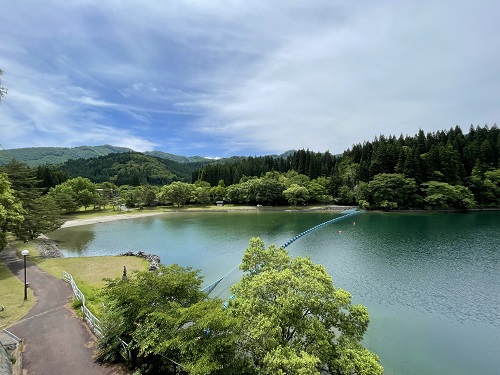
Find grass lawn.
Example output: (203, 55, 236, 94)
(5, 235, 150, 322)
(0, 237, 37, 329)
(32, 255, 150, 317)
(33, 255, 149, 287)
(0, 262, 35, 330)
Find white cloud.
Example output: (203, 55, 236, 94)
(1, 0, 499, 155)
(183, 0, 500, 153)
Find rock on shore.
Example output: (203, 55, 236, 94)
(34, 238, 63, 258)
(120, 251, 161, 271)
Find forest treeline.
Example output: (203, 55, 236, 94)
(195, 125, 498, 185)
(194, 124, 499, 208)
(0, 125, 499, 241)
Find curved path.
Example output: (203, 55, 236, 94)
(1, 245, 125, 375)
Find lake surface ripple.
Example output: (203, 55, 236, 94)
(50, 211, 500, 375)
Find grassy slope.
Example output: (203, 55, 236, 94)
(33, 256, 149, 287)
(0, 262, 35, 329)
(0, 238, 36, 329)
(33, 256, 150, 316)
(2, 236, 149, 323)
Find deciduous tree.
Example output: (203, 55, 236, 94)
(98, 264, 243, 375)
(422, 181, 476, 209)
(48, 177, 98, 212)
(66, 176, 99, 210)
(227, 238, 383, 375)
(193, 186, 211, 205)
(359, 173, 420, 209)
(283, 184, 310, 206)
(159, 181, 194, 207)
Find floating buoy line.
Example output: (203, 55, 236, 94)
(202, 208, 364, 295)
(281, 208, 362, 248)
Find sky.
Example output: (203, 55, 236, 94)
(0, 1, 499, 158)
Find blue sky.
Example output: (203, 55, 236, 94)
(1, 1, 499, 158)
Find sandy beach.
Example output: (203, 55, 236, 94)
(60, 212, 167, 228)
(60, 205, 355, 228)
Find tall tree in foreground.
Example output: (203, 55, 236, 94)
(227, 238, 383, 375)
(0, 173, 24, 250)
(98, 264, 244, 375)
(2, 161, 62, 241)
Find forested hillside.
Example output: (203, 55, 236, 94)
(0, 145, 216, 168)
(193, 151, 338, 186)
(1, 125, 498, 213)
(144, 150, 209, 164)
(0, 145, 133, 167)
(58, 152, 212, 185)
(196, 125, 498, 185)
(194, 125, 499, 208)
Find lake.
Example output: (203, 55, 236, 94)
(49, 210, 500, 375)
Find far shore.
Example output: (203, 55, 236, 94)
(57, 204, 500, 229)
(60, 211, 167, 228)
(60, 205, 356, 228)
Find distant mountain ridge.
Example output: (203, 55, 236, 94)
(144, 151, 208, 164)
(0, 145, 133, 167)
(0, 145, 296, 167)
(0, 145, 209, 167)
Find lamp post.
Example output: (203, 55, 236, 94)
(21, 250, 29, 300)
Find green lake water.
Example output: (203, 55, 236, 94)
(49, 210, 500, 375)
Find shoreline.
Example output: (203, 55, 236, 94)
(60, 211, 167, 228)
(57, 205, 500, 229)
(36, 205, 353, 259)
(60, 205, 356, 228)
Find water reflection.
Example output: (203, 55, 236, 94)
(48, 211, 500, 375)
(49, 227, 95, 253)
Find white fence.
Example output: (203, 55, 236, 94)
(62, 271, 102, 337)
(62, 271, 129, 359)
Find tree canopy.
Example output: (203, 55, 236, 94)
(192, 125, 499, 209)
(1, 160, 61, 241)
(97, 238, 382, 375)
(1, 125, 498, 210)
(98, 264, 241, 375)
(0, 173, 24, 250)
(48, 177, 99, 213)
(227, 238, 383, 375)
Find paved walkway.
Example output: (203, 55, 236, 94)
(1, 245, 126, 375)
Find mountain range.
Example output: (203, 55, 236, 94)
(0, 145, 296, 185)
(0, 145, 211, 167)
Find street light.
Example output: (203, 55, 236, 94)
(21, 250, 29, 300)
